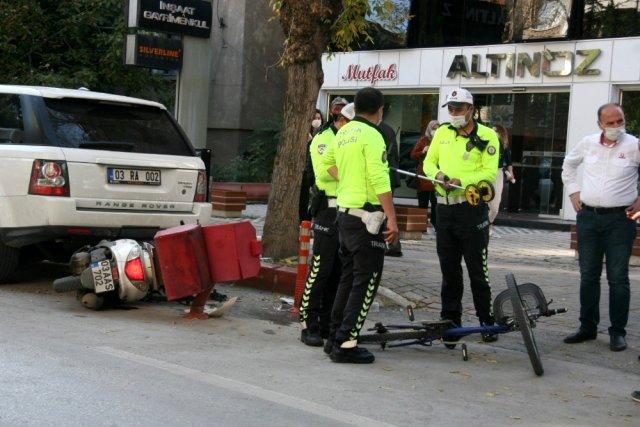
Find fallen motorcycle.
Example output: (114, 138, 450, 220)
(53, 239, 156, 309)
(52, 222, 261, 316)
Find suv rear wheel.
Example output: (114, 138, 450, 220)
(0, 243, 19, 284)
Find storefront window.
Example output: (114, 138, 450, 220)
(580, 0, 640, 39)
(474, 92, 570, 216)
(620, 90, 640, 137)
(406, 0, 508, 47)
(327, 93, 440, 197)
(357, 1, 640, 50)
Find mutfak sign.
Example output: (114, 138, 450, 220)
(126, 0, 212, 38)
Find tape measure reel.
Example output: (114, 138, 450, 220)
(464, 185, 481, 206)
(464, 180, 496, 206)
(477, 180, 496, 203)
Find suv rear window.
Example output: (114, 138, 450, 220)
(44, 98, 194, 156)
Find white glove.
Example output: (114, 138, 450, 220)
(361, 211, 386, 235)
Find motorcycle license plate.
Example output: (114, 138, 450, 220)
(91, 260, 115, 294)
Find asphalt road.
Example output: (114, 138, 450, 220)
(0, 263, 639, 426)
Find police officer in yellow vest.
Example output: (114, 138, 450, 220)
(299, 103, 355, 347)
(323, 87, 399, 364)
(424, 88, 500, 342)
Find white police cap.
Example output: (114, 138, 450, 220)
(340, 103, 355, 120)
(442, 88, 474, 107)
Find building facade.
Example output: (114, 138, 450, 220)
(206, 0, 286, 165)
(319, 0, 640, 222)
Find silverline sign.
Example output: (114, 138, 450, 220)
(127, 0, 212, 38)
(447, 49, 601, 79)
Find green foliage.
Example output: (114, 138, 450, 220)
(270, 0, 407, 57)
(0, 0, 174, 107)
(331, 0, 409, 51)
(212, 118, 282, 183)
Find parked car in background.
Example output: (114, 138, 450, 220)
(0, 85, 211, 282)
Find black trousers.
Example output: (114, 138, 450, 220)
(436, 202, 493, 326)
(299, 208, 340, 336)
(330, 213, 386, 345)
(417, 190, 437, 227)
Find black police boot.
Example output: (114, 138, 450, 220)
(300, 329, 323, 347)
(323, 338, 334, 355)
(442, 317, 462, 349)
(330, 346, 375, 364)
(480, 319, 498, 343)
(481, 333, 499, 343)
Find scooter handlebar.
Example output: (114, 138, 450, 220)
(53, 275, 84, 293)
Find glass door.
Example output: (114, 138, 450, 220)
(474, 92, 570, 216)
(327, 93, 440, 198)
(620, 90, 640, 137)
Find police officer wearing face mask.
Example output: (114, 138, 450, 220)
(299, 103, 355, 347)
(423, 88, 500, 342)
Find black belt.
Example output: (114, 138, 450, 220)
(338, 205, 382, 214)
(582, 205, 627, 214)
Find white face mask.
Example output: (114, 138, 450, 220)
(311, 119, 321, 129)
(603, 126, 625, 141)
(450, 114, 468, 129)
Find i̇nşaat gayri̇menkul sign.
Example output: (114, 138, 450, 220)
(126, 0, 212, 39)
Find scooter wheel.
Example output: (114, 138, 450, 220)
(81, 293, 104, 310)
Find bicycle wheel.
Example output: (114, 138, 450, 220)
(506, 274, 544, 376)
(359, 330, 431, 344)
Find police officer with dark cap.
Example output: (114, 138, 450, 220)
(323, 87, 398, 364)
(423, 88, 500, 342)
(299, 102, 355, 346)
(300, 98, 348, 222)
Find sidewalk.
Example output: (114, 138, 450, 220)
(213, 204, 640, 341)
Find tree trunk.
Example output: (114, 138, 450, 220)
(262, 59, 323, 259)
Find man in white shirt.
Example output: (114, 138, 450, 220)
(561, 103, 639, 352)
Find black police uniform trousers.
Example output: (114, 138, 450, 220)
(436, 202, 494, 326)
(330, 211, 386, 345)
(299, 207, 341, 337)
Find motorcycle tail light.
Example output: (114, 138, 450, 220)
(125, 246, 145, 282)
(125, 258, 145, 282)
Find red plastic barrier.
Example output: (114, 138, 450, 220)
(202, 221, 262, 283)
(154, 224, 212, 301)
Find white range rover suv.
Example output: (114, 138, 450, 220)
(0, 85, 212, 282)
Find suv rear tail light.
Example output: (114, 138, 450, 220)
(28, 160, 70, 197)
(194, 170, 207, 203)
